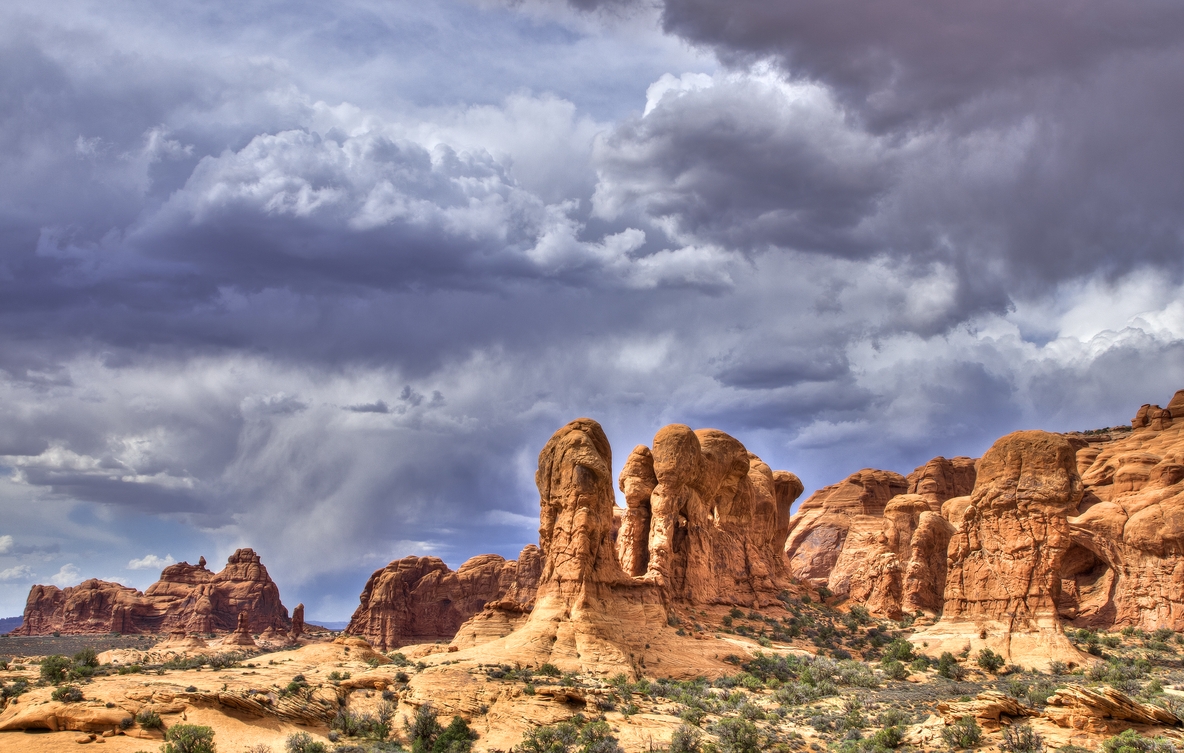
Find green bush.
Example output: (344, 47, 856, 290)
(518, 721, 580, 753)
(73, 648, 99, 668)
(669, 725, 702, 753)
(1000, 724, 1043, 753)
(881, 639, 914, 663)
(434, 715, 478, 753)
(940, 715, 981, 750)
(407, 703, 443, 753)
(51, 685, 84, 702)
(711, 717, 760, 753)
(976, 648, 1005, 672)
(936, 652, 966, 680)
(1101, 729, 1179, 753)
(537, 663, 561, 677)
(1, 678, 29, 700)
(285, 731, 326, 753)
(388, 651, 409, 666)
(136, 709, 164, 729)
(161, 724, 216, 753)
(880, 659, 909, 681)
(39, 654, 71, 684)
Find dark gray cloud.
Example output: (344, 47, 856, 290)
(1, 0, 1183, 619)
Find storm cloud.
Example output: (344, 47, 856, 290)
(1, 0, 1182, 621)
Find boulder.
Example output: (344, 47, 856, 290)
(12, 548, 290, 636)
(937, 691, 1037, 730)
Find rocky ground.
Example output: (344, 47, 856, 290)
(4, 601, 1184, 753)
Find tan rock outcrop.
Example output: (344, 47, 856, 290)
(1059, 399, 1184, 630)
(1043, 684, 1179, 733)
(346, 546, 542, 651)
(289, 603, 304, 643)
(784, 469, 908, 586)
(457, 418, 670, 675)
(223, 610, 257, 647)
(826, 494, 954, 618)
(937, 691, 1037, 730)
(12, 548, 290, 636)
(912, 431, 1091, 670)
(906, 456, 978, 509)
(614, 425, 804, 607)
(0, 701, 133, 733)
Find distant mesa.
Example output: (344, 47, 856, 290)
(12, 548, 290, 636)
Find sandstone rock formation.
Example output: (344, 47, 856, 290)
(290, 603, 305, 643)
(912, 431, 1089, 669)
(12, 548, 290, 636)
(1059, 394, 1184, 630)
(223, 611, 257, 647)
(346, 546, 542, 651)
(906, 456, 977, 509)
(457, 418, 669, 674)
(615, 425, 805, 607)
(936, 691, 1037, 730)
(1044, 684, 1179, 733)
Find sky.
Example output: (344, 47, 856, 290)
(2, 0, 1184, 623)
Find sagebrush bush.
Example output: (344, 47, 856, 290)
(940, 715, 982, 750)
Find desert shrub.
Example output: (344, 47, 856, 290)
(136, 709, 164, 729)
(388, 652, 409, 666)
(711, 718, 760, 753)
(327, 670, 351, 682)
(836, 660, 878, 688)
(433, 715, 478, 753)
(518, 721, 580, 753)
(73, 648, 99, 667)
(669, 724, 702, 753)
(395, 671, 411, 684)
(677, 704, 706, 726)
(936, 652, 966, 680)
(1, 678, 29, 700)
(1088, 657, 1150, 693)
(1000, 724, 1044, 753)
(51, 685, 84, 702)
(39, 654, 71, 684)
(940, 715, 982, 750)
(1027, 680, 1057, 707)
(116, 664, 143, 675)
(1048, 661, 1068, 675)
(881, 639, 914, 663)
(575, 720, 623, 753)
(120, 716, 134, 730)
(161, 724, 216, 753)
(976, 649, 1005, 672)
(285, 731, 326, 753)
(880, 659, 909, 681)
(1101, 729, 1179, 753)
(537, 663, 561, 677)
(0, 657, 8, 670)
(406, 703, 443, 753)
(868, 724, 905, 750)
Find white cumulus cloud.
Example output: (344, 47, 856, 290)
(127, 554, 175, 571)
(0, 565, 32, 582)
(0, 535, 12, 554)
(50, 564, 81, 586)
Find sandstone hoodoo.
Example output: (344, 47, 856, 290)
(345, 548, 542, 651)
(616, 424, 805, 607)
(12, 548, 290, 636)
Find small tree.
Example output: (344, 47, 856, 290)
(518, 722, 580, 753)
(936, 652, 966, 680)
(39, 655, 71, 684)
(940, 716, 982, 750)
(73, 648, 99, 668)
(711, 718, 760, 753)
(161, 724, 216, 753)
(406, 703, 443, 753)
(670, 725, 702, 753)
(433, 715, 478, 753)
(51, 685, 84, 702)
(1000, 724, 1044, 753)
(976, 648, 1005, 673)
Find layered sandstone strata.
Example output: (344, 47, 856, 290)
(345, 547, 541, 650)
(912, 431, 1089, 669)
(12, 549, 290, 636)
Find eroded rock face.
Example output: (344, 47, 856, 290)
(784, 469, 908, 586)
(826, 494, 954, 619)
(1044, 684, 1179, 733)
(461, 418, 669, 674)
(1059, 399, 1184, 630)
(346, 547, 542, 651)
(906, 456, 978, 510)
(912, 431, 1089, 669)
(13, 549, 290, 636)
(615, 425, 805, 606)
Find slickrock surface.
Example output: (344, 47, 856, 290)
(1044, 684, 1180, 733)
(616, 425, 805, 607)
(912, 430, 1090, 669)
(346, 547, 542, 651)
(937, 690, 1037, 729)
(13, 549, 290, 636)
